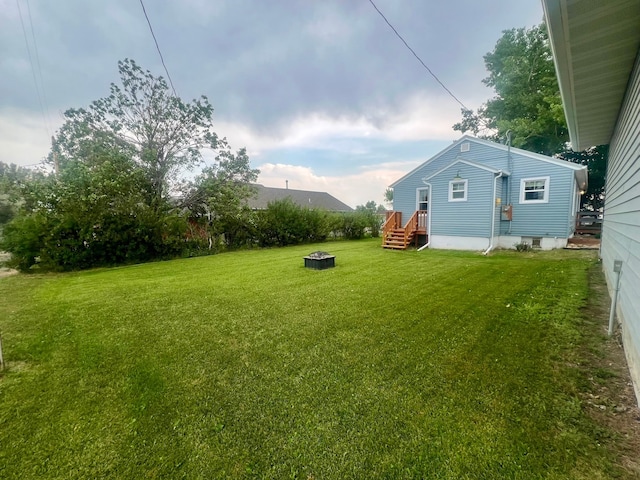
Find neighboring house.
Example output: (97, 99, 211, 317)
(385, 135, 587, 251)
(543, 0, 640, 403)
(246, 184, 353, 212)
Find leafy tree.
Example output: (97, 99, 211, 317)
(384, 188, 393, 208)
(355, 200, 383, 237)
(454, 23, 607, 210)
(1, 153, 187, 271)
(2, 59, 263, 270)
(0, 214, 47, 270)
(183, 146, 260, 248)
(51, 58, 221, 205)
(0, 162, 31, 187)
(0, 162, 40, 225)
(558, 145, 608, 211)
(454, 24, 567, 155)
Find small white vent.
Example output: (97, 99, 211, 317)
(460, 142, 470, 152)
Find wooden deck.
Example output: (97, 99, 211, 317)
(382, 211, 427, 249)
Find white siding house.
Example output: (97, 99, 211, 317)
(543, 0, 640, 403)
(386, 136, 587, 251)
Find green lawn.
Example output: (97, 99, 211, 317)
(0, 239, 623, 478)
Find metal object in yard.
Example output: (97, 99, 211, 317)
(608, 260, 623, 336)
(304, 251, 335, 270)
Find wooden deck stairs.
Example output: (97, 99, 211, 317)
(382, 210, 428, 250)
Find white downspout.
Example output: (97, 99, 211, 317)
(418, 182, 431, 251)
(506, 130, 513, 234)
(483, 171, 502, 255)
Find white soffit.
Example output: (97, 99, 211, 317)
(543, 0, 640, 150)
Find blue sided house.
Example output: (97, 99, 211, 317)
(384, 135, 588, 251)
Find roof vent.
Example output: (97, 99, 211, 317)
(460, 142, 470, 152)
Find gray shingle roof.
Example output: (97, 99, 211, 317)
(247, 184, 353, 212)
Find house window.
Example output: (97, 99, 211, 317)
(522, 237, 542, 248)
(417, 188, 429, 211)
(448, 179, 467, 202)
(520, 177, 550, 203)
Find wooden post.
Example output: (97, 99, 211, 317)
(0, 333, 4, 371)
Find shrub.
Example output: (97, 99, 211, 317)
(0, 214, 47, 271)
(341, 212, 369, 239)
(256, 199, 332, 247)
(514, 241, 532, 252)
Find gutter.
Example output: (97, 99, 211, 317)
(483, 171, 503, 256)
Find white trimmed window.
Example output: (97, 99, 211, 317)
(520, 177, 550, 204)
(417, 187, 429, 211)
(448, 179, 467, 202)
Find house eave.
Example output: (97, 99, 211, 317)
(542, 0, 640, 150)
(421, 158, 506, 183)
(575, 166, 588, 192)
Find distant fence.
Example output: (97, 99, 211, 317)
(575, 211, 602, 235)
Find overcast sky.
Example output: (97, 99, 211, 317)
(1, 0, 544, 207)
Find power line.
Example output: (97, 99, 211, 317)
(25, 0, 53, 134)
(139, 0, 178, 97)
(367, 0, 470, 112)
(16, 0, 51, 137)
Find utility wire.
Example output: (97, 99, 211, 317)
(25, 0, 53, 134)
(139, 0, 178, 97)
(367, 0, 470, 112)
(16, 0, 51, 137)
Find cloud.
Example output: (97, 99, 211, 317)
(218, 90, 463, 157)
(0, 108, 61, 166)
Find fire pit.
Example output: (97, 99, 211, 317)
(304, 251, 335, 270)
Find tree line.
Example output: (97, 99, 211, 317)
(0, 60, 383, 272)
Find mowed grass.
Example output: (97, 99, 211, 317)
(0, 239, 621, 478)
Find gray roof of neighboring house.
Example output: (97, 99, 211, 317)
(246, 184, 353, 212)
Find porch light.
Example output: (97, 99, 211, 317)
(453, 170, 462, 180)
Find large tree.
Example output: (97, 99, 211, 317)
(3, 59, 261, 270)
(454, 24, 567, 155)
(454, 24, 607, 210)
(51, 59, 220, 205)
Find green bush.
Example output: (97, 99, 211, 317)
(0, 214, 47, 271)
(256, 199, 332, 247)
(341, 212, 369, 239)
(1, 157, 193, 271)
(514, 241, 532, 252)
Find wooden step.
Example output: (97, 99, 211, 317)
(383, 238, 407, 245)
(382, 244, 406, 249)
